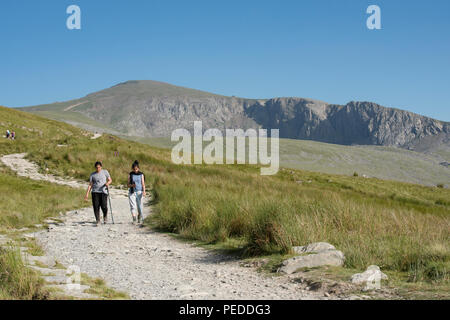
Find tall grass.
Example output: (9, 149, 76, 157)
(149, 167, 449, 282)
(0, 247, 48, 300)
(0, 167, 85, 229)
(0, 165, 85, 299)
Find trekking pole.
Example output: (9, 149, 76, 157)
(106, 186, 115, 224)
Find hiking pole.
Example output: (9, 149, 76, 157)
(106, 185, 115, 224)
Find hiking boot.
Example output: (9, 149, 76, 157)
(103, 217, 108, 224)
(138, 215, 143, 224)
(132, 215, 137, 224)
(95, 220, 101, 227)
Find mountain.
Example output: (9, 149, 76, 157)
(21, 80, 450, 155)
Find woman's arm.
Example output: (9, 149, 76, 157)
(84, 182, 92, 201)
(142, 174, 146, 197)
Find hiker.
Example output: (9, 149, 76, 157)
(84, 161, 112, 226)
(10, 131, 15, 140)
(128, 160, 146, 225)
(5, 129, 10, 139)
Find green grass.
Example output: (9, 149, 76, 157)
(30, 110, 114, 132)
(81, 274, 129, 300)
(24, 240, 45, 257)
(0, 166, 85, 230)
(149, 166, 449, 282)
(1, 106, 449, 289)
(125, 135, 450, 187)
(0, 247, 49, 300)
(0, 165, 85, 299)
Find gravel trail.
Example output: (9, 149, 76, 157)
(1, 153, 329, 300)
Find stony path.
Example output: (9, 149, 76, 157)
(63, 101, 88, 111)
(1, 153, 333, 300)
(1, 153, 86, 189)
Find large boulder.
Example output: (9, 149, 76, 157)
(280, 243, 345, 274)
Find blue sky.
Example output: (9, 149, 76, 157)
(1, 0, 449, 121)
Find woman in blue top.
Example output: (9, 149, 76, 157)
(128, 160, 146, 224)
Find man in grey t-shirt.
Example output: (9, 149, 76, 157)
(84, 161, 113, 226)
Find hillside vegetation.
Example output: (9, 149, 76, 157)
(1, 106, 449, 285)
(126, 135, 450, 186)
(0, 108, 89, 299)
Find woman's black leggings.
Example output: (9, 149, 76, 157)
(92, 192, 108, 222)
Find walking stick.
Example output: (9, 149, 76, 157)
(106, 186, 115, 224)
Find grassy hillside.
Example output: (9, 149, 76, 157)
(22, 86, 450, 187)
(1, 106, 449, 286)
(126, 135, 450, 187)
(0, 108, 90, 299)
(30, 110, 114, 132)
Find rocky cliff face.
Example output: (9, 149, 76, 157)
(82, 95, 260, 137)
(246, 98, 449, 148)
(23, 80, 450, 150)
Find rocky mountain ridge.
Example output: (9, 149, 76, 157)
(22, 80, 450, 151)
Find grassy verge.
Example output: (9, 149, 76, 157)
(0, 169, 85, 299)
(0, 247, 49, 300)
(0, 166, 86, 299)
(0, 166, 85, 230)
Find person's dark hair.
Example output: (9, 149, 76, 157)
(94, 161, 102, 168)
(132, 160, 139, 169)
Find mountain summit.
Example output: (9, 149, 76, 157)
(22, 80, 450, 152)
